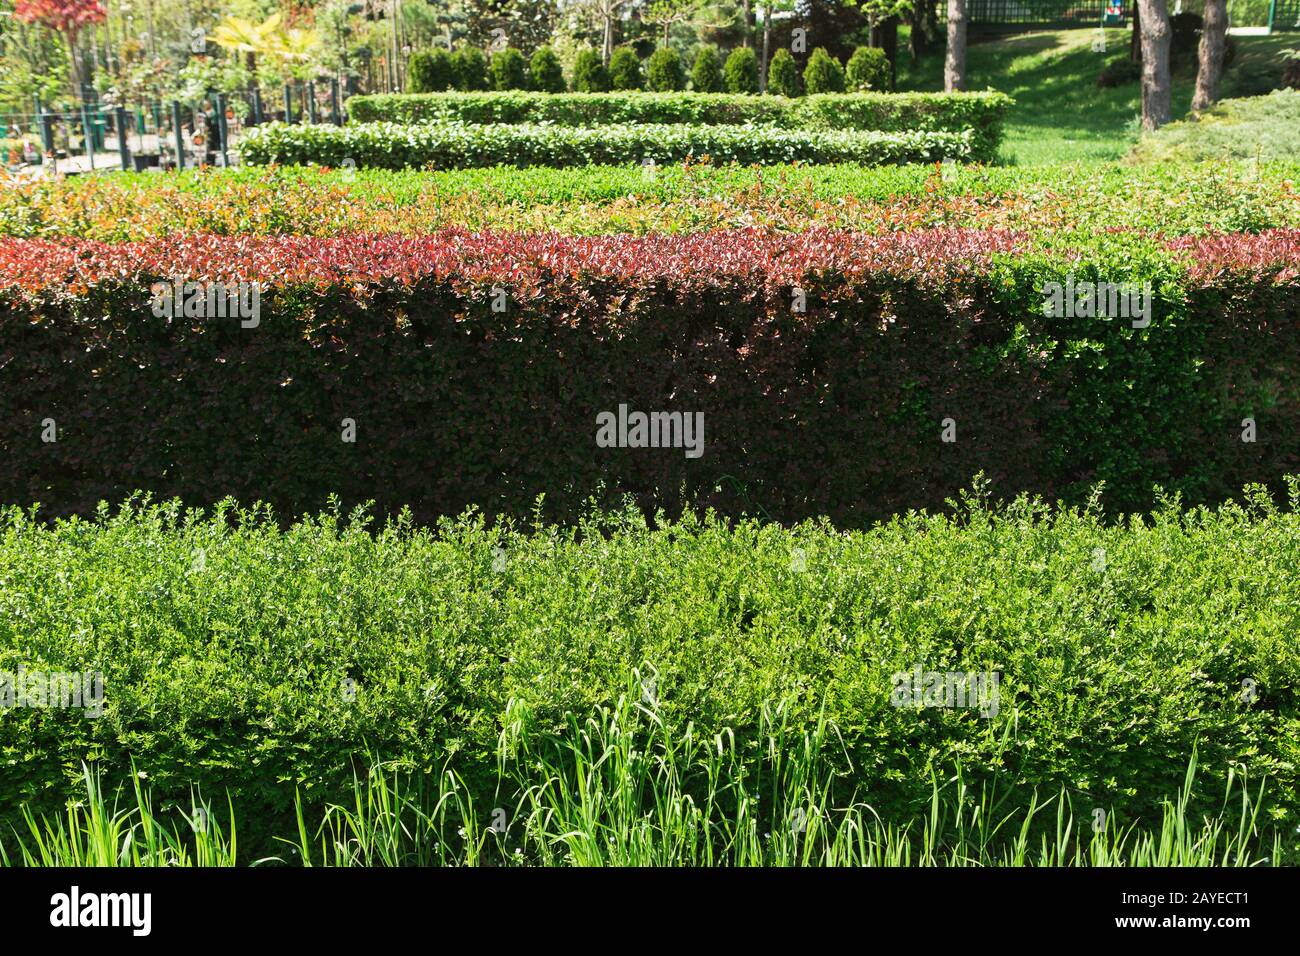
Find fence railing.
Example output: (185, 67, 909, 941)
(6, 78, 347, 176)
(1271, 0, 1300, 30)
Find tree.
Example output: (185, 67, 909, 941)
(944, 0, 966, 92)
(589, 0, 635, 66)
(490, 46, 528, 89)
(610, 46, 643, 89)
(724, 46, 759, 92)
(692, 45, 723, 91)
(766, 47, 799, 96)
(13, 0, 106, 97)
(452, 46, 490, 90)
(1136, 0, 1171, 128)
(803, 46, 844, 93)
(846, 44, 890, 90)
(530, 45, 567, 92)
(646, 46, 684, 91)
(646, 0, 702, 46)
(573, 47, 611, 90)
(1192, 0, 1226, 111)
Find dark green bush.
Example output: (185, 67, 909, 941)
(723, 46, 760, 94)
(691, 46, 723, 92)
(490, 47, 529, 91)
(804, 47, 845, 94)
(452, 46, 490, 91)
(407, 49, 455, 93)
(767, 48, 800, 97)
(573, 48, 611, 93)
(846, 45, 891, 91)
(610, 46, 644, 90)
(529, 45, 567, 93)
(647, 47, 685, 92)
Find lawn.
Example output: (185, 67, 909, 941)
(896, 27, 1299, 164)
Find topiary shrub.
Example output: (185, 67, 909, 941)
(846, 46, 890, 91)
(803, 47, 845, 94)
(530, 46, 567, 93)
(691, 46, 723, 92)
(647, 47, 685, 92)
(573, 48, 612, 93)
(723, 47, 759, 94)
(408, 49, 455, 93)
(767, 48, 800, 96)
(452, 46, 490, 91)
(1096, 56, 1141, 88)
(490, 47, 529, 91)
(610, 47, 643, 90)
(1285, 52, 1300, 91)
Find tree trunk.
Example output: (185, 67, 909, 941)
(603, 12, 614, 65)
(1130, 1, 1142, 63)
(910, 4, 929, 61)
(944, 0, 967, 93)
(743, 0, 752, 47)
(1191, 0, 1227, 111)
(1136, 0, 1171, 129)
(760, 20, 770, 92)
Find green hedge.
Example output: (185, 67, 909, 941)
(239, 120, 975, 169)
(1, 496, 1296, 860)
(344, 90, 1013, 161)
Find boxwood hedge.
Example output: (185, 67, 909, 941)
(343, 90, 1012, 162)
(238, 120, 975, 169)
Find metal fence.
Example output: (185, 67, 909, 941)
(1271, 0, 1300, 30)
(4, 79, 347, 176)
(964, 0, 1115, 24)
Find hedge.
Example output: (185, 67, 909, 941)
(1, 496, 1296, 860)
(0, 228, 1297, 530)
(6, 162, 1297, 240)
(344, 90, 1013, 159)
(238, 121, 975, 169)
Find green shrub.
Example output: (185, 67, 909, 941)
(1, 495, 1296, 861)
(573, 48, 611, 93)
(529, 45, 567, 93)
(647, 47, 685, 92)
(240, 119, 974, 169)
(804, 47, 845, 94)
(767, 48, 800, 97)
(610, 46, 643, 90)
(407, 49, 455, 93)
(846, 45, 890, 92)
(723, 46, 759, 94)
(691, 46, 723, 92)
(490, 47, 529, 91)
(344, 90, 1014, 161)
(452, 46, 490, 91)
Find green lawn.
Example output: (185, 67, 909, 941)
(896, 27, 1298, 164)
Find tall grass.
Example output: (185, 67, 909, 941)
(2, 678, 1278, 868)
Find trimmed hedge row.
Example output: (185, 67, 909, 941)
(238, 121, 975, 169)
(4, 161, 1298, 240)
(343, 90, 1012, 161)
(1, 228, 1298, 527)
(1, 497, 1296, 861)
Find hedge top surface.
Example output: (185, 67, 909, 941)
(3, 228, 1296, 296)
(0, 228, 1026, 295)
(345, 88, 1015, 128)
